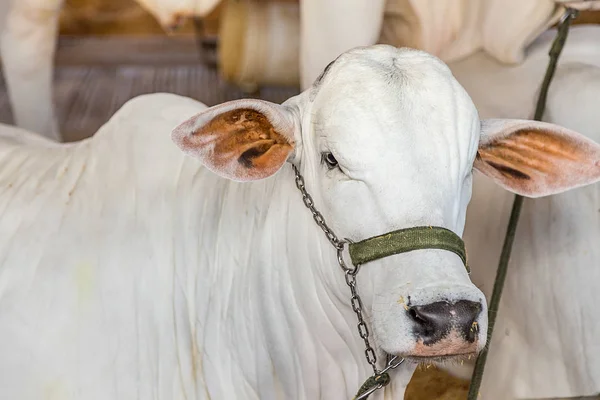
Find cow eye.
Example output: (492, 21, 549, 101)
(322, 152, 339, 169)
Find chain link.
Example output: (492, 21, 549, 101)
(346, 269, 379, 373)
(292, 164, 379, 373)
(293, 164, 345, 250)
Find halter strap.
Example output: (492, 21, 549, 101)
(348, 226, 469, 272)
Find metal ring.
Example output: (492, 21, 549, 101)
(380, 355, 405, 374)
(560, 7, 578, 24)
(337, 239, 359, 274)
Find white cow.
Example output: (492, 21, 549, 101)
(0, 0, 220, 141)
(0, 0, 581, 142)
(1, 46, 600, 399)
(300, 0, 572, 90)
(440, 25, 600, 398)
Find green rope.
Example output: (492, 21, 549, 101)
(466, 8, 579, 400)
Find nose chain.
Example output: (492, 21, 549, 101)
(292, 164, 404, 399)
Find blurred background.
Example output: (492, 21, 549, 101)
(0, 0, 301, 142)
(0, 0, 599, 142)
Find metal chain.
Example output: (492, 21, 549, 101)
(345, 268, 378, 373)
(292, 164, 405, 398)
(292, 164, 375, 369)
(292, 164, 397, 374)
(293, 164, 344, 250)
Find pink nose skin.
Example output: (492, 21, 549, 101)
(406, 300, 482, 358)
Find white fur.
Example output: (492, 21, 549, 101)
(279, 47, 489, 358)
(554, 0, 600, 10)
(0, 46, 491, 399)
(1, 43, 598, 399)
(300, 0, 563, 89)
(0, 92, 417, 399)
(135, 0, 220, 27)
(0, 0, 62, 140)
(300, 0, 387, 89)
(443, 26, 600, 398)
(0, 0, 220, 140)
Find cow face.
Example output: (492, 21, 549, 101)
(171, 45, 600, 361)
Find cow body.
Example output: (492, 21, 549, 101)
(0, 46, 488, 399)
(300, 0, 566, 89)
(0, 93, 417, 399)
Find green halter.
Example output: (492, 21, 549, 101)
(348, 226, 469, 272)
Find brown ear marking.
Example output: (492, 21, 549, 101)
(482, 158, 531, 181)
(477, 128, 584, 178)
(181, 107, 294, 180)
(476, 126, 600, 197)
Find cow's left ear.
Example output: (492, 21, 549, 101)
(474, 119, 600, 197)
(172, 99, 297, 181)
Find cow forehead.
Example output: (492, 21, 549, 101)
(311, 46, 459, 100)
(306, 46, 480, 157)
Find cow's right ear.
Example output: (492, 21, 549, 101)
(172, 99, 298, 182)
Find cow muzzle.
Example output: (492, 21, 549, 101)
(406, 299, 482, 359)
(371, 280, 487, 361)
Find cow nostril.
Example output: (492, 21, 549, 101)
(408, 307, 426, 323)
(407, 300, 482, 345)
(407, 303, 447, 340)
(456, 300, 482, 342)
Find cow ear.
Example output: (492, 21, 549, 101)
(474, 119, 600, 197)
(172, 99, 297, 182)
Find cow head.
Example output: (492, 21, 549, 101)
(171, 46, 600, 362)
(136, 0, 219, 31)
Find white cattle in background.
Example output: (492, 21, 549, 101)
(299, 0, 581, 90)
(1, 46, 599, 399)
(217, 0, 600, 91)
(0, 0, 220, 141)
(440, 25, 600, 399)
(0, 0, 594, 141)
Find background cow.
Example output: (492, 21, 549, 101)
(0, 0, 220, 141)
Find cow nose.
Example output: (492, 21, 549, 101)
(408, 300, 482, 345)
